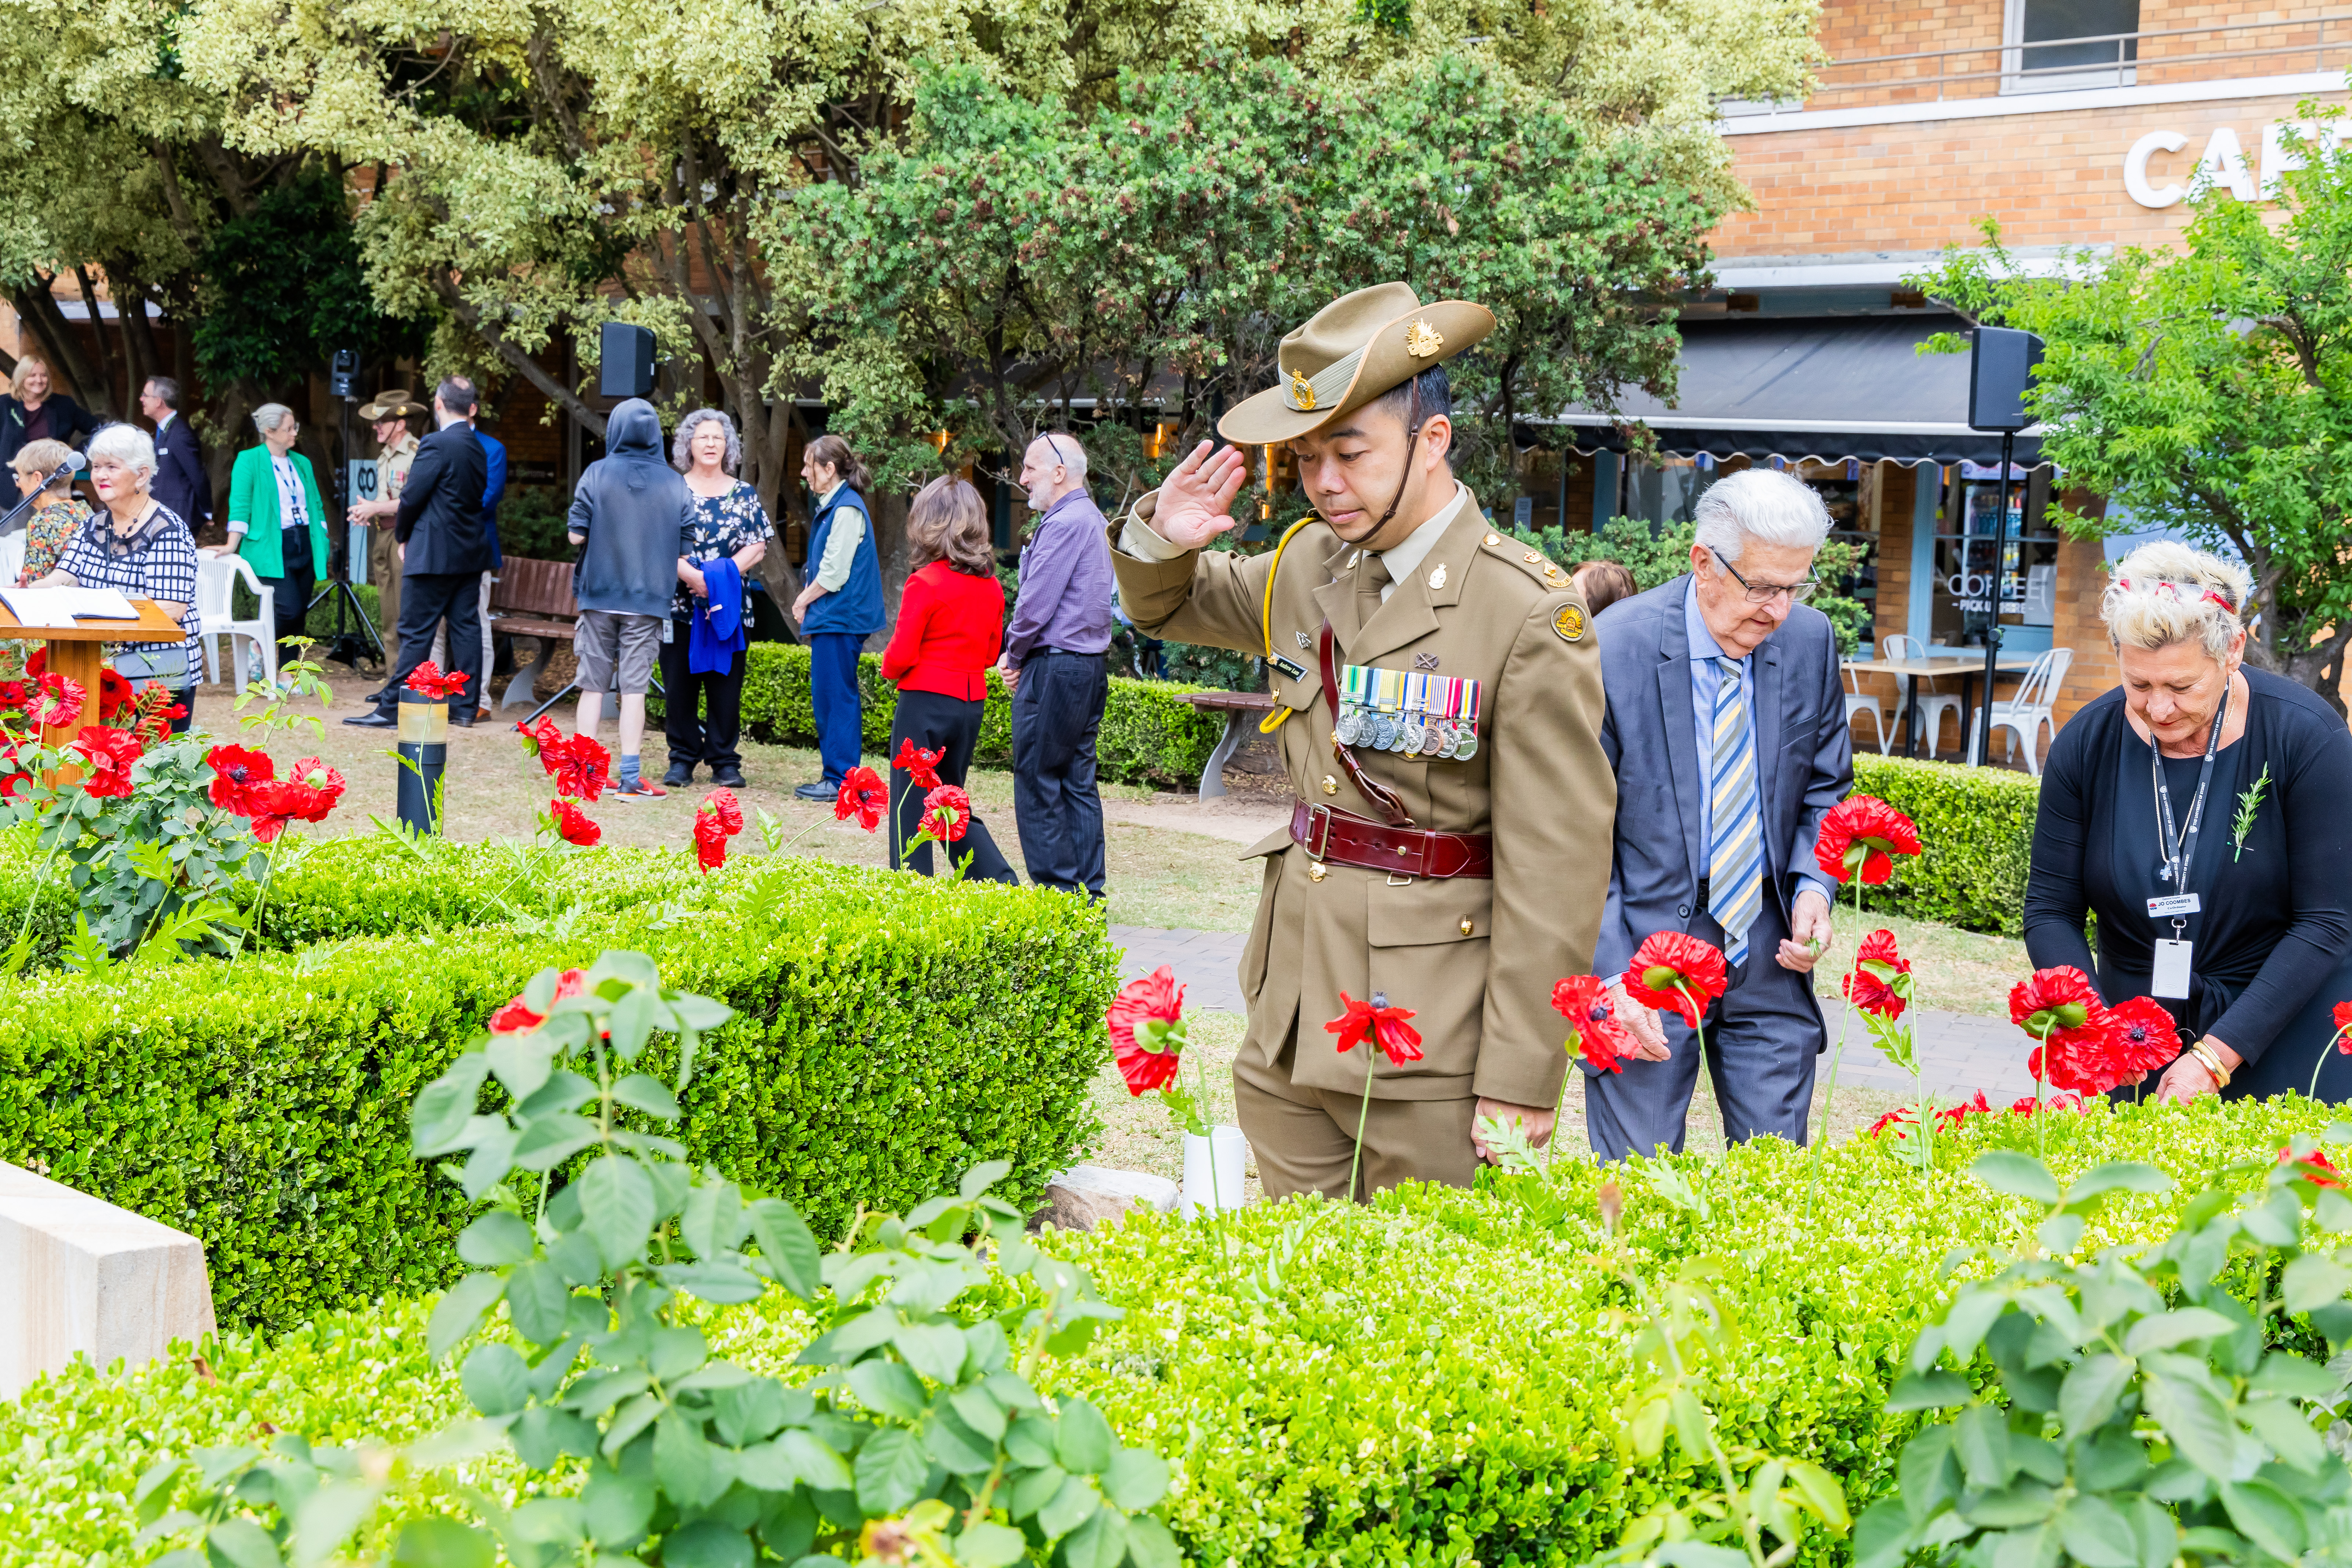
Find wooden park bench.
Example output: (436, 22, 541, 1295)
(1174, 689, 1276, 799)
(485, 556, 577, 713)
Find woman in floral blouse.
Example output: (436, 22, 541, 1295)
(10, 437, 92, 584)
(663, 409, 772, 789)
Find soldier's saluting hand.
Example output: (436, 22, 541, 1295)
(1108, 283, 1617, 1202)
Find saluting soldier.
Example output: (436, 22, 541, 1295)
(349, 390, 426, 682)
(1111, 282, 1616, 1199)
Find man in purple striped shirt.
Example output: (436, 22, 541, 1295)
(998, 432, 1114, 896)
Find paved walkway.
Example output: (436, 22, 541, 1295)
(1110, 925, 2037, 1100)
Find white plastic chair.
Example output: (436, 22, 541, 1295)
(1882, 634, 1965, 757)
(1970, 647, 2073, 775)
(196, 553, 276, 690)
(1840, 661, 1887, 752)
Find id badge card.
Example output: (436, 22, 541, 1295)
(2152, 940, 2194, 999)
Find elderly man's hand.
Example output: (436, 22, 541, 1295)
(1606, 982, 1673, 1061)
(997, 654, 1020, 692)
(1152, 442, 1248, 550)
(1777, 889, 1833, 973)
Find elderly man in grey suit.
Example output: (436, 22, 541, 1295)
(1585, 467, 1854, 1160)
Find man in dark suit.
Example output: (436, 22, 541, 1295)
(344, 379, 491, 728)
(1584, 467, 1854, 1161)
(140, 377, 209, 531)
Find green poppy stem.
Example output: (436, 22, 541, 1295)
(1347, 1045, 1376, 1203)
(1806, 877, 1865, 1217)
(1545, 1063, 1570, 1179)
(2309, 1027, 2349, 1104)
(2035, 1019, 2054, 1163)
(1677, 981, 1718, 1159)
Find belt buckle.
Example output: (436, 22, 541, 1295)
(1306, 803, 1334, 860)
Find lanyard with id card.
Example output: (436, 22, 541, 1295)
(2146, 686, 2229, 999)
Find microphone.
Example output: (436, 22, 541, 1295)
(58, 452, 86, 472)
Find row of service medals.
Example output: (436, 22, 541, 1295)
(1334, 665, 1481, 760)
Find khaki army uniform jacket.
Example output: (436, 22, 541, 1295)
(1111, 482, 1616, 1108)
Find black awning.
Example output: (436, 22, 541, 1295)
(1544, 316, 2044, 467)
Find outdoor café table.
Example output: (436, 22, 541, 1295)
(0, 598, 187, 746)
(1842, 652, 2039, 763)
(1174, 689, 1276, 799)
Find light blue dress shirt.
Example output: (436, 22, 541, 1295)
(1684, 576, 1834, 910)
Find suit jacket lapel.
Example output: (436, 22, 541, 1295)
(1657, 600, 1702, 884)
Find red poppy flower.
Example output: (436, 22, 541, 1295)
(206, 744, 276, 813)
(22, 649, 41, 677)
(1327, 991, 1423, 1066)
(836, 765, 886, 831)
(1552, 974, 1635, 1074)
(29, 672, 83, 731)
(922, 784, 972, 844)
(489, 968, 589, 1034)
(1814, 795, 1922, 886)
(699, 787, 745, 837)
(404, 661, 470, 700)
(2280, 1147, 2347, 1190)
(552, 734, 610, 803)
(95, 666, 134, 721)
(1622, 931, 1729, 1030)
(2334, 1000, 2352, 1040)
(2008, 1091, 2087, 1117)
(1936, 1090, 1995, 1131)
(1867, 1106, 1917, 1138)
(693, 825, 727, 872)
(1843, 928, 1912, 1020)
(893, 738, 944, 790)
(2013, 966, 2123, 1095)
(69, 724, 143, 798)
(517, 716, 561, 763)
(244, 779, 308, 843)
(2105, 995, 2182, 1085)
(1107, 965, 1188, 1094)
(286, 758, 345, 823)
(551, 798, 601, 847)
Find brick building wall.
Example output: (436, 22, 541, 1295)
(1717, 90, 2333, 257)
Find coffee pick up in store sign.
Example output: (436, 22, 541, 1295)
(2125, 119, 2341, 209)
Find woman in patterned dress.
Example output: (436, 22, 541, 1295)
(10, 438, 92, 585)
(661, 409, 772, 790)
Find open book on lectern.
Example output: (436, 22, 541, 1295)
(0, 587, 140, 627)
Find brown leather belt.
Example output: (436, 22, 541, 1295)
(1291, 800, 1493, 879)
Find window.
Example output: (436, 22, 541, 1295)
(2004, 0, 2139, 92)
(1927, 463, 2058, 652)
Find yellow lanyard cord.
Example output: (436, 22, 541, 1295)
(1257, 516, 1315, 733)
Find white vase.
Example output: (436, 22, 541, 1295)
(1180, 1125, 1249, 1217)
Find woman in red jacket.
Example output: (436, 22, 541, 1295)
(880, 476, 1018, 882)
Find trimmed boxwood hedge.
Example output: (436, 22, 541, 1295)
(0, 835, 710, 969)
(2, 1095, 2337, 1567)
(0, 854, 1114, 1332)
(1849, 753, 2039, 935)
(699, 643, 1227, 788)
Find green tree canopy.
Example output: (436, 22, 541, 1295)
(1910, 109, 2352, 708)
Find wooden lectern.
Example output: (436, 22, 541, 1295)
(0, 599, 189, 745)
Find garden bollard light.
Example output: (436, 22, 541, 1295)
(395, 689, 447, 834)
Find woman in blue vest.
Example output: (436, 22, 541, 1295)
(790, 433, 884, 800)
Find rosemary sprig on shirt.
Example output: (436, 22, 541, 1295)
(2231, 763, 2271, 861)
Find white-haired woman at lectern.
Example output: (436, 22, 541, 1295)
(27, 422, 204, 732)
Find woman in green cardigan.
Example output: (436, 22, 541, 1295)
(208, 402, 329, 683)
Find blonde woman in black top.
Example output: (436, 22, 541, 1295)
(2023, 542, 2352, 1102)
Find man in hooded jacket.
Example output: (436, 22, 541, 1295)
(568, 398, 694, 796)
(345, 380, 492, 728)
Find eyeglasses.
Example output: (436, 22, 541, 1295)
(1707, 546, 1816, 605)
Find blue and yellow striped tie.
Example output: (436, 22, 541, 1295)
(1708, 656, 1763, 967)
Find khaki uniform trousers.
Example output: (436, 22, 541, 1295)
(1235, 1024, 1479, 1203)
(370, 525, 403, 652)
